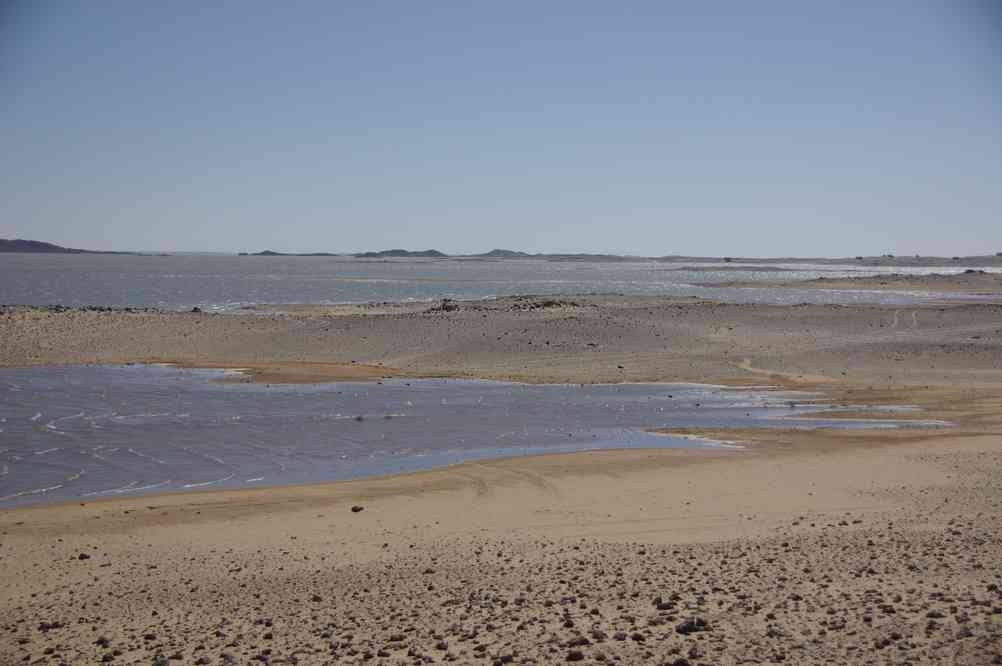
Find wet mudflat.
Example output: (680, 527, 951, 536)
(0, 364, 945, 506)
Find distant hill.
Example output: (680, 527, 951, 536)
(475, 249, 531, 258)
(0, 238, 134, 254)
(238, 250, 340, 257)
(353, 249, 448, 259)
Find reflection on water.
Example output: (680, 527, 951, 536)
(0, 365, 947, 506)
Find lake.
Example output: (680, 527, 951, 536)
(0, 364, 947, 506)
(0, 253, 994, 310)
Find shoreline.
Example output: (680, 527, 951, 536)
(0, 373, 977, 514)
(697, 270, 1002, 297)
(0, 437, 742, 516)
(3, 292, 1001, 664)
(3, 381, 999, 663)
(5, 264, 1002, 317)
(5, 373, 994, 524)
(3, 364, 920, 511)
(5, 295, 1002, 386)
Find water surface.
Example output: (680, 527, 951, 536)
(0, 365, 946, 507)
(1, 254, 994, 310)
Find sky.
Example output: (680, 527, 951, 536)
(2, 1, 1000, 256)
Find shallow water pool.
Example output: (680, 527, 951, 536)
(0, 365, 947, 506)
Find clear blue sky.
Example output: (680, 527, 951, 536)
(2, 1, 1000, 255)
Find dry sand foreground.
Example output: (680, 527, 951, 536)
(2, 293, 1002, 665)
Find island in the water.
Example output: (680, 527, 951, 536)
(0, 238, 137, 255)
(9, 238, 1002, 268)
(238, 250, 340, 257)
(472, 249, 634, 261)
(475, 249, 532, 258)
(354, 249, 449, 258)
(236, 248, 1002, 265)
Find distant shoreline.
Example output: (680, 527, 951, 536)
(4, 285, 1002, 666)
(7, 238, 1002, 266)
(698, 270, 1002, 294)
(0, 238, 150, 256)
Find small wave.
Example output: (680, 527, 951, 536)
(178, 446, 227, 466)
(113, 412, 172, 422)
(245, 477, 264, 483)
(126, 480, 172, 493)
(83, 480, 138, 496)
(34, 447, 61, 455)
(183, 474, 235, 489)
(82, 479, 172, 496)
(0, 483, 64, 502)
(30, 412, 42, 422)
(127, 448, 167, 464)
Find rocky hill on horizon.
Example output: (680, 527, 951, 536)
(0, 239, 135, 255)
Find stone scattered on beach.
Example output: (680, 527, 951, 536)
(429, 298, 460, 312)
(675, 616, 709, 634)
(351, 505, 364, 513)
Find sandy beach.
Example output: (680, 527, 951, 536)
(6, 0, 1002, 661)
(2, 287, 1002, 664)
(700, 270, 1002, 295)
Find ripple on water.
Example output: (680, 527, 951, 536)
(0, 364, 949, 507)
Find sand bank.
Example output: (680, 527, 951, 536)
(699, 270, 1002, 296)
(3, 296, 1002, 385)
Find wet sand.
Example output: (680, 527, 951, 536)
(2, 296, 1002, 663)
